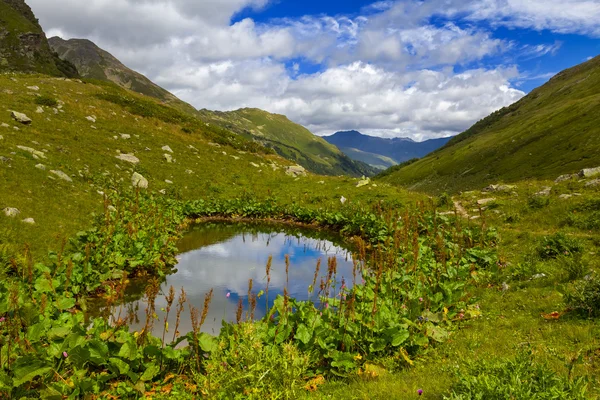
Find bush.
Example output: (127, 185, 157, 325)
(538, 233, 583, 260)
(444, 352, 589, 399)
(34, 95, 58, 107)
(565, 274, 600, 317)
(437, 192, 451, 207)
(528, 195, 550, 209)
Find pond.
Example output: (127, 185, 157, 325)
(94, 222, 359, 341)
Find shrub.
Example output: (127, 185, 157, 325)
(444, 352, 589, 399)
(538, 233, 583, 260)
(34, 95, 58, 107)
(565, 274, 600, 317)
(437, 192, 451, 207)
(528, 195, 550, 209)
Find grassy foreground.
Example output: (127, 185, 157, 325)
(1, 73, 599, 399)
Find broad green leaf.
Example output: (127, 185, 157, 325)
(118, 339, 138, 360)
(109, 357, 130, 375)
(294, 323, 312, 345)
(12, 356, 52, 387)
(86, 340, 109, 365)
(198, 333, 217, 353)
(56, 297, 76, 311)
(391, 330, 410, 347)
(140, 363, 160, 382)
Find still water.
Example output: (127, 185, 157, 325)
(100, 222, 357, 339)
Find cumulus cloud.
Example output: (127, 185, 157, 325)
(27, 0, 594, 139)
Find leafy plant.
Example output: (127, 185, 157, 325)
(34, 94, 58, 107)
(565, 274, 600, 317)
(538, 233, 583, 260)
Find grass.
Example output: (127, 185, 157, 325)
(379, 54, 600, 194)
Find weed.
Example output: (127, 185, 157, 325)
(538, 233, 583, 260)
(565, 274, 600, 317)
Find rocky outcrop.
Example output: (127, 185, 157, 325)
(579, 167, 600, 178)
(131, 172, 148, 189)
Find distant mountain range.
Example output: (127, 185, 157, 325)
(322, 130, 451, 169)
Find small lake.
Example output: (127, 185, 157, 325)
(97, 222, 358, 340)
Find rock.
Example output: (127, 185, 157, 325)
(50, 170, 73, 182)
(0, 156, 11, 163)
(340, 196, 347, 205)
(531, 273, 547, 280)
(185, 169, 194, 174)
(17, 146, 46, 159)
(132, 172, 148, 189)
(231, 156, 240, 160)
(107, 206, 117, 212)
(208, 142, 221, 148)
(21, 218, 35, 225)
(356, 176, 371, 188)
(11, 111, 32, 125)
(35, 164, 46, 170)
(35, 106, 44, 114)
(559, 194, 572, 200)
(501, 282, 510, 292)
(163, 153, 173, 163)
(26, 86, 39, 91)
(470, 215, 480, 220)
(579, 167, 600, 178)
(250, 162, 260, 168)
(477, 198, 496, 205)
(1, 123, 9, 128)
(318, 181, 325, 184)
(165, 179, 173, 184)
(3, 207, 20, 217)
(483, 184, 516, 192)
(120, 133, 131, 139)
(285, 165, 307, 177)
(535, 187, 551, 196)
(116, 153, 140, 164)
(585, 179, 600, 187)
(555, 174, 575, 183)
(86, 115, 96, 123)
(162, 145, 173, 153)
(159, 189, 166, 194)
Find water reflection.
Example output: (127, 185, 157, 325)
(99, 222, 357, 339)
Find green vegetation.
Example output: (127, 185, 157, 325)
(379, 55, 600, 193)
(335, 147, 398, 170)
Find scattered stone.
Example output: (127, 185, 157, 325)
(107, 206, 117, 212)
(50, 170, 73, 182)
(163, 153, 173, 163)
(231, 156, 240, 160)
(535, 187, 552, 196)
(477, 198, 496, 205)
(250, 162, 260, 168)
(356, 176, 371, 188)
(162, 145, 173, 153)
(3, 207, 20, 217)
(35, 106, 44, 114)
(132, 172, 148, 189)
(0, 135, 3, 140)
(285, 165, 307, 177)
(86, 115, 96, 123)
(13, 126, 19, 131)
(501, 282, 510, 292)
(0, 156, 11, 163)
(21, 218, 35, 225)
(585, 179, 600, 187)
(470, 215, 480, 220)
(159, 189, 166, 194)
(559, 194, 572, 200)
(145, 147, 151, 151)
(11, 111, 32, 124)
(438, 211, 455, 216)
(318, 181, 325, 184)
(35, 164, 46, 170)
(1, 123, 9, 128)
(579, 167, 600, 178)
(120, 133, 131, 139)
(483, 184, 516, 192)
(52, 108, 58, 114)
(116, 153, 140, 164)
(531, 273, 547, 280)
(26, 86, 39, 91)
(185, 169, 193, 174)
(17, 146, 46, 159)
(165, 179, 173, 184)
(555, 174, 575, 183)
(340, 196, 347, 205)
(208, 142, 221, 148)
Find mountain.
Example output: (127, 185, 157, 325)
(0, 0, 77, 77)
(49, 38, 374, 177)
(322, 130, 451, 169)
(198, 109, 377, 177)
(378, 55, 600, 193)
(48, 37, 197, 115)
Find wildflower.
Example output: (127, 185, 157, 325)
(459, 313, 465, 319)
(325, 303, 329, 309)
(340, 196, 347, 205)
(419, 297, 423, 302)
(63, 351, 68, 358)
(0, 317, 5, 323)
(226, 292, 231, 298)
(417, 389, 423, 396)
(354, 354, 362, 361)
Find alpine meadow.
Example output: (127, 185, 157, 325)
(1, 0, 599, 399)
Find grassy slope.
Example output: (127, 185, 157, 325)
(0, 74, 419, 260)
(0, 1, 62, 76)
(379, 55, 600, 194)
(338, 147, 398, 170)
(199, 108, 377, 177)
(307, 178, 600, 399)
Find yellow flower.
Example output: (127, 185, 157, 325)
(354, 354, 363, 361)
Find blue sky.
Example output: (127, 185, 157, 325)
(31, 0, 600, 140)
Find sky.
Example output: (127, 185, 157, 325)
(28, 0, 600, 141)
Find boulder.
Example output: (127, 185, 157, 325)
(356, 177, 371, 188)
(555, 174, 575, 183)
(483, 184, 516, 192)
(585, 179, 600, 187)
(3, 207, 20, 217)
(26, 86, 39, 91)
(11, 111, 32, 125)
(163, 153, 173, 163)
(579, 167, 600, 178)
(120, 133, 131, 139)
(132, 172, 148, 189)
(285, 165, 307, 177)
(17, 146, 46, 159)
(50, 170, 73, 182)
(86, 115, 96, 123)
(35, 164, 46, 170)
(35, 106, 44, 114)
(21, 218, 35, 225)
(116, 153, 140, 164)
(535, 187, 552, 196)
(162, 145, 173, 153)
(477, 198, 496, 205)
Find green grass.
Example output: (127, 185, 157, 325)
(379, 55, 600, 194)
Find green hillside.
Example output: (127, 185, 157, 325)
(199, 108, 377, 177)
(379, 55, 600, 193)
(338, 147, 398, 170)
